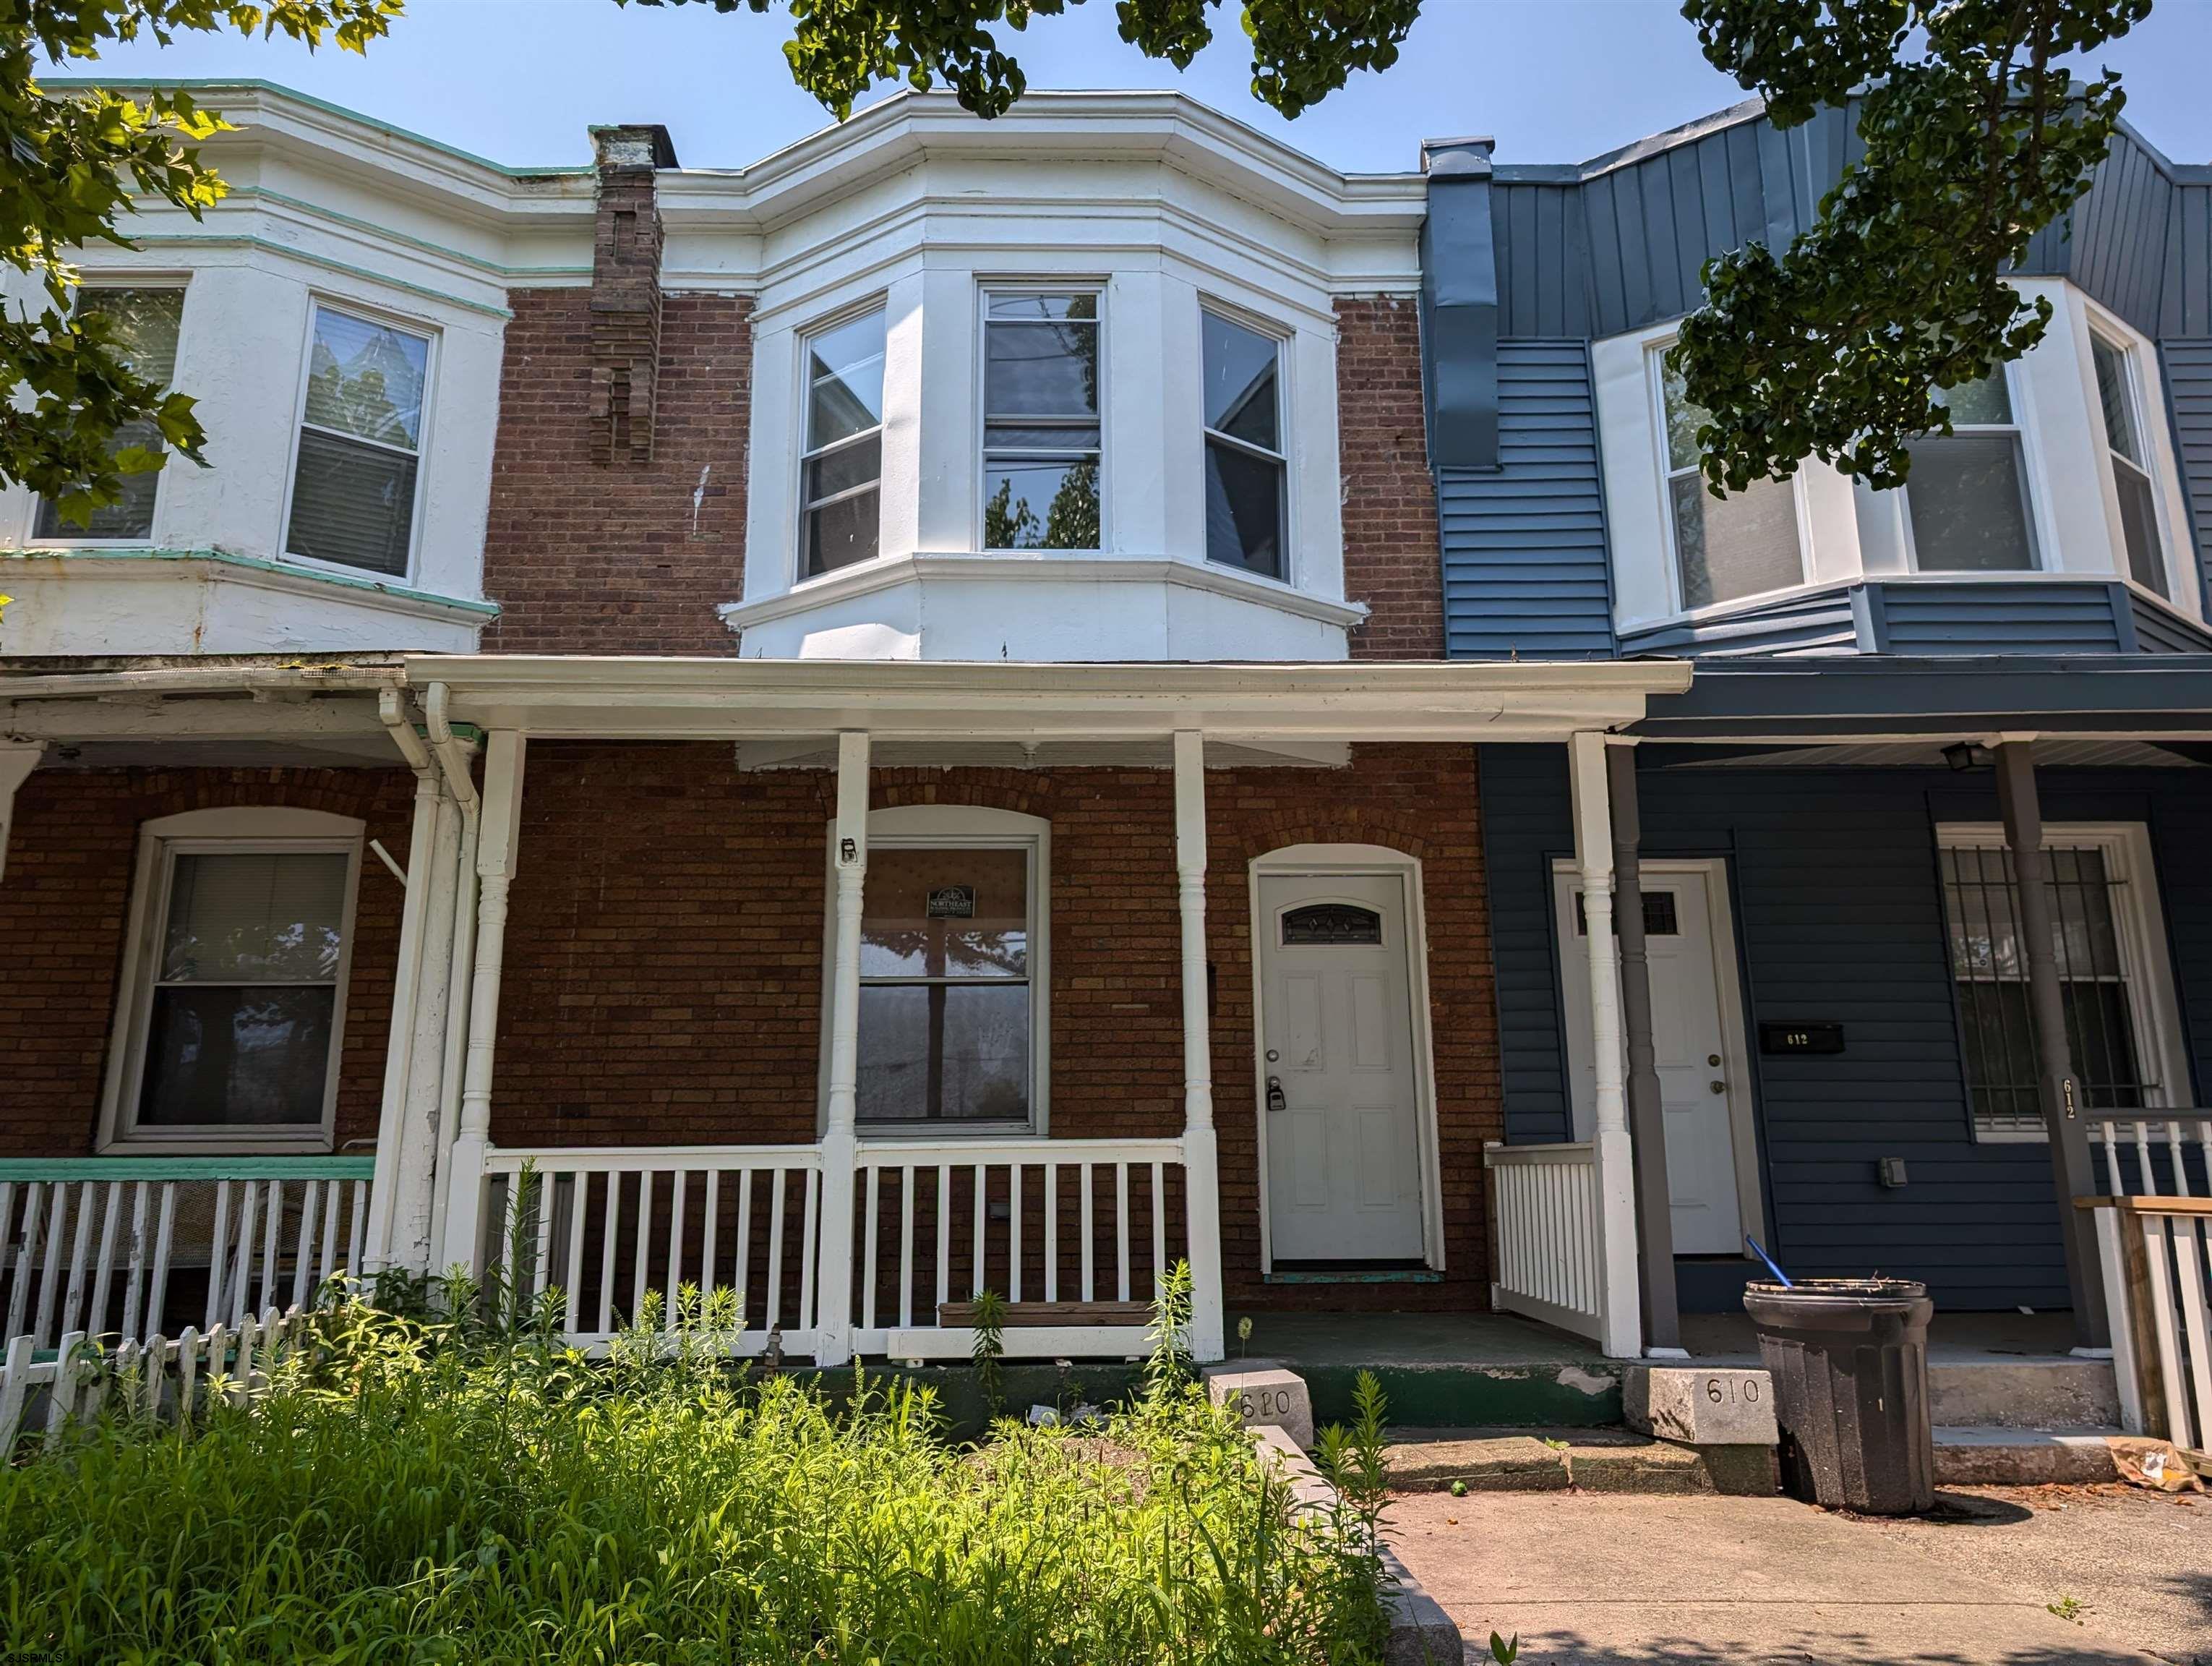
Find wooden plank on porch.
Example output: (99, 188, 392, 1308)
(937, 1299, 1152, 1328)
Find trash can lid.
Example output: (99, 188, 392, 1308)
(1746, 1277, 1926, 1300)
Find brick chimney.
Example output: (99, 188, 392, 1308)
(588, 124, 677, 465)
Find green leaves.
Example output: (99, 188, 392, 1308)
(1671, 0, 2153, 493)
(621, 0, 1422, 120)
(0, 0, 401, 515)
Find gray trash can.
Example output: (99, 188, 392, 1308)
(1742, 1278, 1935, 1515)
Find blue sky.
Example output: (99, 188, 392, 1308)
(64, 0, 2212, 174)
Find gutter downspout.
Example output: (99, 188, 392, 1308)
(365, 688, 445, 1274)
(424, 682, 481, 1258)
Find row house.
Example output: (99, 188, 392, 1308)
(0, 82, 1681, 1369)
(1424, 101, 2212, 1390)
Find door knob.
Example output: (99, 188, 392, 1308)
(1265, 1049, 1280, 1062)
(1266, 1075, 1287, 1114)
(1709, 1080, 1726, 1095)
(1707, 1054, 1721, 1067)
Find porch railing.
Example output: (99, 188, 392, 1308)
(1483, 1141, 1603, 1342)
(482, 1135, 1189, 1362)
(1, 1157, 375, 1353)
(2091, 1111, 2211, 1198)
(2083, 1193, 2211, 1449)
(482, 1146, 823, 1357)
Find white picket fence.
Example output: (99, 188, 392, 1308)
(1483, 1140, 1603, 1342)
(483, 1135, 1190, 1361)
(1, 1158, 375, 1354)
(0, 1303, 312, 1456)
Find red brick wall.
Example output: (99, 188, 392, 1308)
(1336, 296, 1446, 662)
(0, 768, 414, 1156)
(480, 289, 752, 653)
(491, 743, 1498, 1309)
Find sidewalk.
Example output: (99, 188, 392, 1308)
(1389, 1485, 2207, 1665)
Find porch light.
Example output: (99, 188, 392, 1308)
(1942, 740, 1994, 772)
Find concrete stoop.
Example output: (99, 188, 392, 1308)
(1933, 1425, 2126, 1486)
(1384, 1427, 1776, 1495)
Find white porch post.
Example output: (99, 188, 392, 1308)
(387, 790, 463, 1273)
(813, 729, 870, 1365)
(0, 742, 44, 884)
(363, 743, 445, 1275)
(440, 729, 527, 1274)
(1569, 730, 1643, 1359)
(1173, 730, 1226, 1363)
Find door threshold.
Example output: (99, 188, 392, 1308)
(1262, 1268, 1441, 1286)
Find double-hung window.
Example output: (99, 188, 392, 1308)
(800, 307, 887, 576)
(2091, 335, 2169, 597)
(1904, 369, 2036, 571)
(34, 287, 186, 542)
(1937, 826, 2181, 1140)
(285, 304, 432, 577)
(852, 811, 1046, 1128)
(1201, 309, 1287, 578)
(982, 291, 1100, 550)
(105, 809, 362, 1150)
(1658, 358, 1805, 610)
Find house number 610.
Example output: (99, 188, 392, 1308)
(1705, 1377, 1760, 1404)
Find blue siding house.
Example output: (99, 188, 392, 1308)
(1423, 101, 2212, 1346)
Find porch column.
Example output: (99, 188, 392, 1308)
(1173, 730, 1226, 1363)
(1994, 740, 2109, 1350)
(0, 742, 43, 884)
(1608, 742, 1681, 1354)
(1569, 731, 1644, 1359)
(440, 729, 528, 1274)
(813, 729, 870, 1365)
(364, 719, 447, 1275)
(388, 790, 463, 1273)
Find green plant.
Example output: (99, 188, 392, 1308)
(1146, 1260, 1196, 1396)
(1449, 1478, 1467, 1498)
(1490, 1631, 1522, 1662)
(2049, 1594, 2086, 1623)
(969, 1284, 1007, 1419)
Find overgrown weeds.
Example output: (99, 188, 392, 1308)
(0, 1255, 1389, 1665)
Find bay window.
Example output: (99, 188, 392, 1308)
(34, 286, 186, 542)
(1658, 357, 1806, 609)
(1904, 369, 2036, 572)
(800, 306, 888, 576)
(982, 291, 1101, 550)
(284, 304, 432, 577)
(1201, 309, 1287, 578)
(2091, 334, 2169, 597)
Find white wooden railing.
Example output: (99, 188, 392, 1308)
(850, 1137, 1186, 1360)
(1483, 1141, 1603, 1343)
(2093, 1112, 2212, 1199)
(1, 1158, 374, 1353)
(482, 1136, 1191, 1363)
(483, 1145, 823, 1355)
(2085, 1193, 2211, 1448)
(0, 1303, 312, 1455)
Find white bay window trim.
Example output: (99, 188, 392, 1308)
(2072, 291, 2198, 615)
(98, 807, 366, 1154)
(818, 804, 1052, 1136)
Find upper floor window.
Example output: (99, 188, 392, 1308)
(33, 286, 185, 543)
(103, 808, 363, 1152)
(1201, 309, 1286, 578)
(800, 307, 887, 576)
(284, 304, 431, 577)
(1904, 370, 2034, 572)
(2091, 335, 2167, 598)
(982, 291, 1100, 550)
(1658, 359, 1804, 609)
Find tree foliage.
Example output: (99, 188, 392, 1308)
(624, 0, 1422, 121)
(1671, 0, 2152, 493)
(1, 0, 398, 524)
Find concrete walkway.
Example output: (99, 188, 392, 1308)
(1391, 1485, 2208, 1664)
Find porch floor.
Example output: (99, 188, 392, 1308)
(1678, 1308, 2088, 1364)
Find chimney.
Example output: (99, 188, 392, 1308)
(588, 124, 678, 466)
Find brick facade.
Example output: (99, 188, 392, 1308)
(0, 768, 413, 1157)
(489, 742, 1498, 1309)
(1335, 296, 1446, 661)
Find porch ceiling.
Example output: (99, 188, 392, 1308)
(396, 656, 1692, 743)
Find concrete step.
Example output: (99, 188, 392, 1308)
(1386, 1427, 1773, 1495)
(1933, 1425, 2125, 1486)
(1929, 1356, 2120, 1430)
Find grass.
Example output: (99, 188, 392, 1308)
(0, 1267, 1392, 1666)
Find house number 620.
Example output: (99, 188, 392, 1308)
(1239, 1388, 1296, 1419)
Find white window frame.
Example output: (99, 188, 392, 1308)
(976, 282, 1107, 555)
(23, 276, 192, 550)
(794, 297, 890, 584)
(818, 804, 1052, 1137)
(277, 296, 438, 586)
(2085, 313, 2183, 603)
(98, 808, 365, 1154)
(1198, 298, 1293, 582)
(1899, 359, 2043, 575)
(1936, 821, 2189, 1145)
(1645, 339, 1814, 617)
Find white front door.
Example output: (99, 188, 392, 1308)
(1259, 872, 1426, 1263)
(1556, 866, 1747, 1256)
